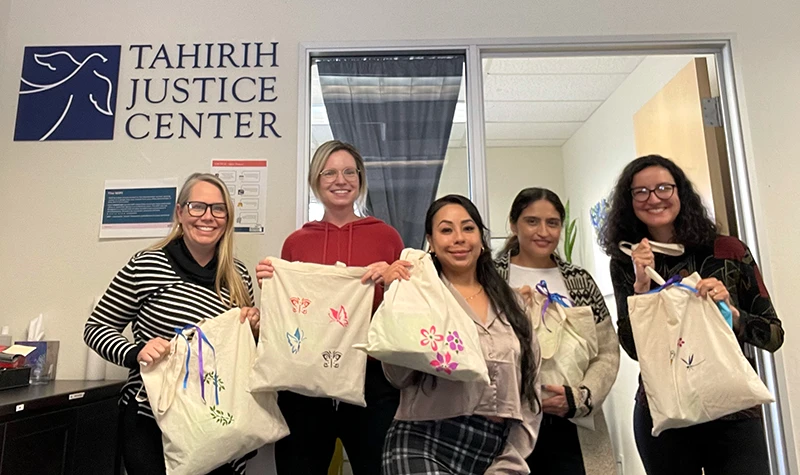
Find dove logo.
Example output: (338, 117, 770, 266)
(14, 45, 121, 141)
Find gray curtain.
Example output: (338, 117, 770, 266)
(317, 55, 464, 248)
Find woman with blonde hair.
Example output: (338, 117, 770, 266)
(256, 140, 405, 475)
(85, 173, 260, 475)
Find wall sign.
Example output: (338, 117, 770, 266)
(14, 42, 281, 142)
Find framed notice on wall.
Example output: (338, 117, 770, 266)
(210, 159, 268, 233)
(99, 178, 178, 239)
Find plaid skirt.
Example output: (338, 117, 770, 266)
(382, 415, 510, 475)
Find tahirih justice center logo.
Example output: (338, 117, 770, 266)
(14, 45, 121, 141)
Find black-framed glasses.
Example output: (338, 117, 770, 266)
(184, 201, 228, 218)
(630, 183, 676, 202)
(319, 167, 360, 182)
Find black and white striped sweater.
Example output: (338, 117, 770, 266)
(84, 249, 253, 417)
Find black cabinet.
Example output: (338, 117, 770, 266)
(0, 380, 124, 475)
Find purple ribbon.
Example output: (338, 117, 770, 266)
(176, 324, 219, 406)
(535, 280, 573, 332)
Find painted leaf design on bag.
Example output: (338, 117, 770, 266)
(286, 327, 306, 354)
(328, 305, 349, 327)
(290, 297, 311, 314)
(429, 352, 459, 375)
(420, 326, 445, 352)
(209, 406, 234, 426)
(203, 371, 225, 391)
(322, 350, 342, 368)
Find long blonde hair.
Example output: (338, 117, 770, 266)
(150, 173, 252, 308)
(309, 140, 369, 214)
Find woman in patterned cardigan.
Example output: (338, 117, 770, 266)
(599, 155, 783, 475)
(495, 187, 620, 475)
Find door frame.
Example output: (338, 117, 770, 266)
(296, 36, 795, 474)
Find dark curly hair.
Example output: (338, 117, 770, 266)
(421, 194, 540, 413)
(599, 155, 718, 260)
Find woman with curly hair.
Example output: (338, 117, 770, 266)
(599, 155, 783, 475)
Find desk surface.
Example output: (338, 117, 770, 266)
(0, 379, 124, 420)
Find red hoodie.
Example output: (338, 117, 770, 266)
(281, 216, 404, 312)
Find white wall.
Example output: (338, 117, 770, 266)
(436, 147, 469, 198)
(438, 146, 565, 244)
(487, 146, 565, 242)
(562, 56, 697, 289)
(2, 0, 799, 471)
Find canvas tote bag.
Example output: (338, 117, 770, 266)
(620, 241, 773, 436)
(357, 248, 489, 383)
(250, 258, 373, 406)
(139, 309, 289, 475)
(529, 280, 598, 429)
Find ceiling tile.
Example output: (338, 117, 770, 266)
(484, 56, 644, 75)
(484, 101, 601, 122)
(485, 122, 582, 140)
(485, 139, 566, 147)
(483, 73, 628, 101)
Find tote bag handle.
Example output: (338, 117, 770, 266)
(618, 240, 685, 257)
(619, 240, 686, 285)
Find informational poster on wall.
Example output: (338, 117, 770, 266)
(210, 159, 267, 233)
(99, 178, 178, 239)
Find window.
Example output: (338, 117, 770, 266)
(307, 53, 466, 248)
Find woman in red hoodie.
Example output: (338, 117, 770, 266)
(256, 140, 405, 475)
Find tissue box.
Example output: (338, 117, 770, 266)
(15, 340, 60, 381)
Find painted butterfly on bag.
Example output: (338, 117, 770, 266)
(290, 297, 311, 314)
(328, 305, 348, 327)
(286, 327, 306, 354)
(322, 350, 342, 368)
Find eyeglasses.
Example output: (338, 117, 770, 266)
(319, 168, 360, 183)
(184, 201, 228, 218)
(630, 183, 676, 202)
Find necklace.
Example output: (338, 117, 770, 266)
(464, 287, 484, 301)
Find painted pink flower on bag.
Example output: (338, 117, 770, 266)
(446, 331, 464, 353)
(430, 352, 458, 375)
(420, 326, 444, 351)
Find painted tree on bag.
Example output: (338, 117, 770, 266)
(210, 406, 234, 426)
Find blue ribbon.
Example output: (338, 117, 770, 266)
(717, 301, 734, 328)
(646, 274, 698, 295)
(645, 275, 733, 328)
(175, 324, 219, 406)
(535, 280, 573, 332)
